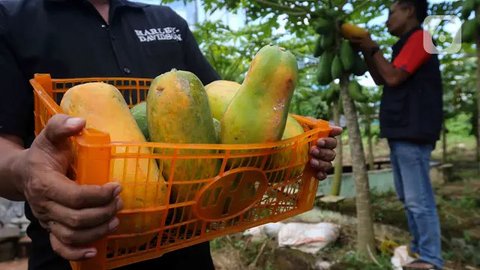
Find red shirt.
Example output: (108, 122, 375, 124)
(393, 30, 432, 74)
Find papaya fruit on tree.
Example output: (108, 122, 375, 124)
(331, 54, 344, 80)
(352, 53, 368, 76)
(313, 37, 325, 57)
(462, 19, 477, 44)
(347, 81, 368, 103)
(340, 23, 369, 39)
(315, 17, 333, 35)
(317, 50, 334, 86)
(340, 40, 355, 71)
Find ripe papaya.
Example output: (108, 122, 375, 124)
(130, 101, 149, 140)
(269, 115, 309, 179)
(348, 81, 368, 103)
(340, 23, 369, 39)
(221, 45, 298, 144)
(352, 53, 368, 76)
(213, 117, 221, 143)
(147, 70, 219, 200)
(317, 51, 334, 86)
(331, 55, 344, 80)
(205, 80, 241, 120)
(60, 82, 166, 248)
(340, 40, 355, 71)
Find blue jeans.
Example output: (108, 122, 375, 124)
(388, 140, 443, 269)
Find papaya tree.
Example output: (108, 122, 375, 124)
(163, 0, 389, 258)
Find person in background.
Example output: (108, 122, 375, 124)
(0, 0, 342, 269)
(348, 0, 443, 269)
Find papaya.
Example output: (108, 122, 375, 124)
(313, 37, 325, 58)
(213, 117, 221, 143)
(331, 55, 344, 80)
(147, 70, 218, 202)
(60, 82, 166, 249)
(352, 53, 368, 76)
(317, 51, 334, 86)
(340, 40, 355, 71)
(340, 23, 369, 39)
(348, 81, 368, 103)
(462, 19, 477, 44)
(269, 115, 309, 180)
(205, 80, 241, 120)
(462, 0, 475, 19)
(315, 17, 333, 35)
(130, 101, 149, 140)
(321, 32, 335, 49)
(221, 45, 298, 145)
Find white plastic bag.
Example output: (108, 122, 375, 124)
(277, 222, 340, 254)
(391, 245, 416, 270)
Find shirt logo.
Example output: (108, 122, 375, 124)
(134, 27, 182, 42)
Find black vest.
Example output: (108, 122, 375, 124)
(380, 27, 443, 144)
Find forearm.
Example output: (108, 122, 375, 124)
(366, 51, 406, 87)
(0, 135, 27, 201)
(364, 53, 385, 85)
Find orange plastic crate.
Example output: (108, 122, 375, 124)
(30, 73, 332, 270)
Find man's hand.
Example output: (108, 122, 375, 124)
(309, 126, 342, 180)
(349, 35, 379, 53)
(19, 114, 123, 260)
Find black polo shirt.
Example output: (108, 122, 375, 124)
(0, 0, 219, 269)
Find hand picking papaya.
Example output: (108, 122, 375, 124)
(340, 23, 369, 39)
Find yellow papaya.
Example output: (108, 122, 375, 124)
(221, 45, 298, 144)
(269, 115, 309, 180)
(205, 80, 241, 120)
(147, 70, 218, 203)
(340, 23, 369, 39)
(60, 82, 166, 249)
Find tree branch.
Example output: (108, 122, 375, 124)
(254, 0, 309, 16)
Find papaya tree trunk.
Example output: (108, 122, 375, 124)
(331, 101, 343, 196)
(365, 113, 375, 170)
(340, 75, 375, 257)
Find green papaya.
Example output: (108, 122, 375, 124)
(324, 86, 340, 104)
(147, 69, 218, 184)
(221, 45, 298, 144)
(462, 0, 475, 19)
(313, 37, 325, 57)
(462, 19, 477, 44)
(340, 40, 355, 71)
(130, 101, 149, 140)
(205, 80, 241, 120)
(317, 51, 334, 86)
(348, 81, 368, 103)
(315, 18, 333, 35)
(352, 53, 368, 76)
(331, 55, 344, 80)
(321, 32, 335, 49)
